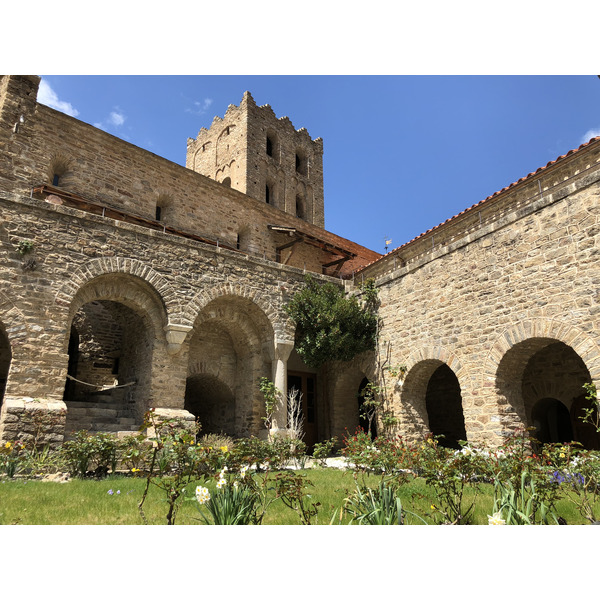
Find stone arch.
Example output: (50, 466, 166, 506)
(60, 272, 171, 435)
(400, 346, 467, 444)
(182, 282, 294, 342)
(485, 320, 600, 438)
(329, 352, 377, 441)
(55, 257, 181, 327)
(185, 293, 276, 437)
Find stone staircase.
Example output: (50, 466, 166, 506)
(64, 388, 140, 438)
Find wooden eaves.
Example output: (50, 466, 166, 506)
(268, 224, 357, 276)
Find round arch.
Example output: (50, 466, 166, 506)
(486, 320, 600, 437)
(182, 282, 293, 345)
(55, 257, 179, 327)
(400, 347, 467, 444)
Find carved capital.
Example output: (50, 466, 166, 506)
(164, 323, 193, 355)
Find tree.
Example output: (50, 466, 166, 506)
(285, 275, 378, 369)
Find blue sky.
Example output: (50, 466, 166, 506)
(37, 75, 600, 253)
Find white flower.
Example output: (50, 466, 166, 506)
(217, 478, 226, 489)
(240, 465, 248, 478)
(488, 511, 506, 525)
(195, 486, 211, 505)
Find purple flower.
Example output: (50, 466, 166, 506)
(108, 489, 114, 495)
(116, 490, 121, 495)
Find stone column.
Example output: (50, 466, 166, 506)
(271, 339, 294, 436)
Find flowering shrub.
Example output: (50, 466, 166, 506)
(0, 440, 25, 478)
(414, 436, 491, 524)
(61, 430, 120, 478)
(341, 429, 415, 475)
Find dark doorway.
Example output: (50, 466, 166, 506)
(288, 372, 317, 448)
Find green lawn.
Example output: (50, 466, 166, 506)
(1, 467, 596, 525)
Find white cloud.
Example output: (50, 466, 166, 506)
(94, 108, 126, 132)
(109, 111, 125, 127)
(581, 128, 600, 145)
(37, 79, 80, 117)
(186, 98, 213, 115)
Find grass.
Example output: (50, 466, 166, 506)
(0, 468, 597, 525)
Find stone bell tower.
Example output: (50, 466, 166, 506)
(186, 91, 325, 228)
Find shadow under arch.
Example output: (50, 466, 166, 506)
(61, 272, 170, 435)
(493, 335, 598, 448)
(186, 293, 275, 437)
(401, 358, 467, 448)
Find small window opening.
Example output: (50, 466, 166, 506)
(222, 177, 231, 187)
(155, 205, 162, 221)
(112, 357, 120, 376)
(266, 183, 271, 204)
(266, 136, 273, 157)
(236, 234, 241, 250)
(52, 173, 60, 186)
(295, 152, 307, 176)
(296, 195, 305, 219)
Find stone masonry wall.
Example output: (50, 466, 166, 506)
(0, 77, 378, 280)
(358, 142, 600, 446)
(0, 192, 344, 443)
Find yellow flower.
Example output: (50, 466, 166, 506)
(5, 441, 12, 449)
(559, 452, 565, 458)
(430, 504, 437, 510)
(220, 446, 228, 452)
(131, 468, 139, 472)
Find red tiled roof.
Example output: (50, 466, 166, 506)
(356, 135, 600, 272)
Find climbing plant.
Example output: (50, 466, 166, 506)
(284, 275, 379, 369)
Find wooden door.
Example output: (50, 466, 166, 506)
(287, 372, 317, 449)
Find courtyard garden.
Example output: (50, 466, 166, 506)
(1, 409, 599, 525)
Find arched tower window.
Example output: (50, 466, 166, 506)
(266, 136, 273, 157)
(222, 177, 231, 187)
(266, 183, 272, 204)
(295, 149, 308, 176)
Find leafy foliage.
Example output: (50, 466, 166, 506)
(284, 275, 379, 368)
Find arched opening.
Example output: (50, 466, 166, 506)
(222, 177, 231, 187)
(425, 364, 467, 448)
(532, 398, 573, 445)
(357, 377, 377, 439)
(187, 296, 273, 438)
(401, 359, 466, 446)
(497, 338, 599, 449)
(0, 324, 11, 407)
(63, 299, 154, 436)
(185, 374, 236, 437)
(266, 182, 272, 204)
(295, 150, 307, 176)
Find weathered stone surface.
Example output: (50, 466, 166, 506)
(2, 75, 600, 450)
